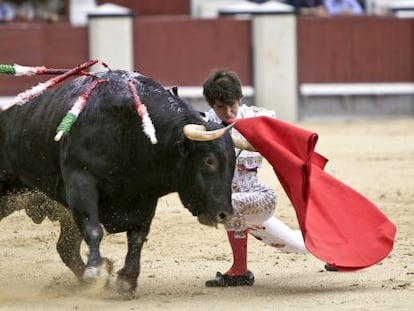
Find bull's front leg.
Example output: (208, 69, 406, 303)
(116, 207, 156, 298)
(116, 229, 146, 297)
(65, 173, 112, 286)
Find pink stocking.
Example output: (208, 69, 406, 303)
(226, 230, 249, 276)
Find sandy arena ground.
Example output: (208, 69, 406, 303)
(0, 118, 413, 311)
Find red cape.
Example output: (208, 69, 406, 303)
(232, 116, 396, 271)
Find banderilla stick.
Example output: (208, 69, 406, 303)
(0, 64, 72, 76)
(0, 59, 98, 111)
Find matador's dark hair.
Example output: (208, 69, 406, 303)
(202, 70, 243, 107)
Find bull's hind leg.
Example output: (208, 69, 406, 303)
(0, 176, 7, 197)
(64, 173, 112, 286)
(0, 176, 15, 220)
(13, 190, 86, 281)
(56, 209, 86, 280)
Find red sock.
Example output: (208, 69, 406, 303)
(225, 229, 248, 276)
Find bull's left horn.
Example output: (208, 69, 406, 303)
(183, 123, 235, 141)
(232, 136, 256, 152)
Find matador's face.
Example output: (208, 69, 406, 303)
(212, 99, 240, 123)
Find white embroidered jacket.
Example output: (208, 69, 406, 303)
(205, 104, 275, 191)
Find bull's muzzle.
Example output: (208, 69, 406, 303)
(197, 210, 233, 227)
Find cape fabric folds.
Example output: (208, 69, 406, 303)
(232, 116, 396, 271)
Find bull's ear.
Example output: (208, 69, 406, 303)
(168, 86, 178, 96)
(176, 136, 195, 157)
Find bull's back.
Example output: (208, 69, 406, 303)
(0, 80, 83, 199)
(0, 70, 200, 202)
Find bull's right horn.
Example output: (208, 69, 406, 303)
(183, 123, 235, 141)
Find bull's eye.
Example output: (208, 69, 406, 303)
(205, 155, 217, 169)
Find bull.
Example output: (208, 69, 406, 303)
(0, 69, 237, 297)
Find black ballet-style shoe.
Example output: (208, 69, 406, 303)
(205, 271, 255, 287)
(324, 263, 338, 271)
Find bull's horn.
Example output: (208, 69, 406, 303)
(183, 123, 235, 141)
(232, 136, 256, 152)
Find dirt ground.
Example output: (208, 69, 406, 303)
(0, 118, 413, 311)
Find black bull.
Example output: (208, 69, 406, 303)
(0, 70, 236, 296)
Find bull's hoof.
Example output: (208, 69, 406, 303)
(83, 258, 114, 288)
(116, 277, 138, 299)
